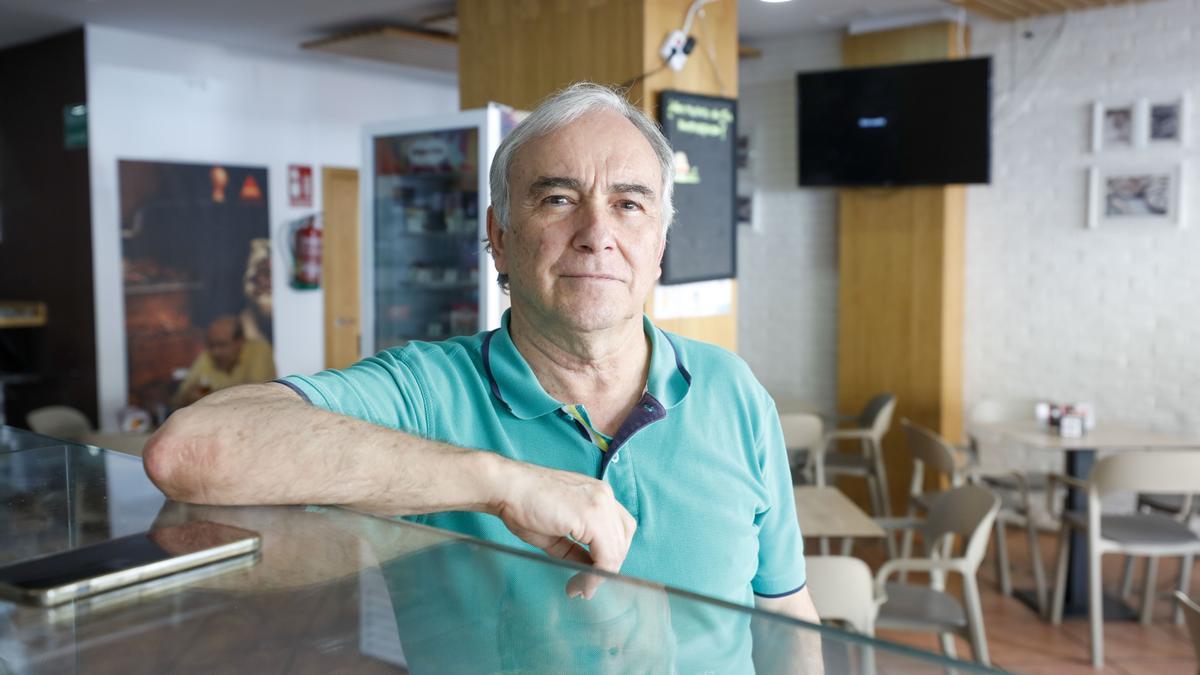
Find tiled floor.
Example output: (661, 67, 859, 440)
(845, 529, 1198, 674)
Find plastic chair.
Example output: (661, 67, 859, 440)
(1048, 451, 1200, 668)
(895, 420, 969, 572)
(807, 555, 883, 675)
(1175, 590, 1200, 666)
(780, 412, 823, 482)
(816, 394, 896, 521)
(25, 405, 94, 441)
(1121, 493, 1199, 623)
(966, 398, 1053, 609)
(874, 485, 1001, 666)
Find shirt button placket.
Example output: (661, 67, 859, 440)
(607, 449, 639, 520)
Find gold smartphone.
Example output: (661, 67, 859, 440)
(0, 521, 261, 607)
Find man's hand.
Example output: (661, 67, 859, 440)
(488, 459, 637, 596)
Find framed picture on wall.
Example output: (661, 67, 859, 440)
(1091, 100, 1142, 152)
(1147, 95, 1188, 147)
(1086, 163, 1186, 229)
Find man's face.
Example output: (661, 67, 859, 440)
(489, 111, 666, 333)
(207, 324, 243, 372)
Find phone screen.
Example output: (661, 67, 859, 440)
(1, 534, 179, 591)
(0, 521, 260, 603)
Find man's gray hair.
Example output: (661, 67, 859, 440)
(490, 82, 676, 233)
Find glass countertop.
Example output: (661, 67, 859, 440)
(0, 426, 999, 674)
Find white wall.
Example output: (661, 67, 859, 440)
(86, 25, 459, 429)
(739, 0, 1200, 444)
(737, 32, 842, 414)
(966, 0, 1200, 441)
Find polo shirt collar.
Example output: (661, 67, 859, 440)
(482, 310, 692, 420)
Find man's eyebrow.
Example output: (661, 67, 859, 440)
(610, 182, 656, 199)
(528, 176, 583, 194)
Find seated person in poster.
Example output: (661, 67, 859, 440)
(174, 315, 276, 407)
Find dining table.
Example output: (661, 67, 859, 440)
(794, 485, 886, 555)
(971, 419, 1200, 618)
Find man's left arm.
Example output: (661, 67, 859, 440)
(756, 587, 820, 622)
(750, 394, 824, 673)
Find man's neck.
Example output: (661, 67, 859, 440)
(508, 308, 650, 434)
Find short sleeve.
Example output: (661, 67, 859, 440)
(278, 349, 429, 436)
(750, 396, 807, 597)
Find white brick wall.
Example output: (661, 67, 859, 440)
(966, 0, 1200, 447)
(738, 0, 1200, 449)
(737, 32, 842, 414)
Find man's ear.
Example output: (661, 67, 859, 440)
(654, 226, 667, 281)
(486, 206, 508, 275)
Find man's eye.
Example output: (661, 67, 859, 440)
(543, 195, 570, 205)
(618, 200, 643, 211)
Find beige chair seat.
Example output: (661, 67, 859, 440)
(878, 582, 967, 632)
(1062, 511, 1200, 553)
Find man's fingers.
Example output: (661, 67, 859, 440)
(583, 522, 632, 574)
(543, 536, 594, 566)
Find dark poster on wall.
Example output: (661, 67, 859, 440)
(657, 91, 737, 285)
(119, 160, 272, 414)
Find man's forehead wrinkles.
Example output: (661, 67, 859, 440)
(525, 173, 657, 198)
(527, 176, 583, 194)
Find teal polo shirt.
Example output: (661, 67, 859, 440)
(280, 311, 806, 607)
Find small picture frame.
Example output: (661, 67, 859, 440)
(1147, 95, 1187, 147)
(1086, 163, 1186, 229)
(1092, 101, 1141, 152)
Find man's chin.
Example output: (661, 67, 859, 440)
(554, 303, 639, 333)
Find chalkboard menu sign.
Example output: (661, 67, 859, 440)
(657, 91, 737, 285)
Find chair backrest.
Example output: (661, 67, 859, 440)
(922, 485, 1001, 570)
(901, 419, 963, 482)
(25, 405, 93, 441)
(779, 413, 823, 450)
(859, 393, 896, 439)
(804, 556, 877, 635)
(1175, 590, 1200, 665)
(1088, 451, 1200, 498)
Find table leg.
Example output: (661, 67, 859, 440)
(1060, 449, 1094, 613)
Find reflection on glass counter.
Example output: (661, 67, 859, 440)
(0, 428, 1000, 674)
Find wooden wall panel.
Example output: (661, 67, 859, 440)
(836, 23, 966, 512)
(457, 0, 740, 351)
(639, 0, 738, 351)
(458, 0, 646, 111)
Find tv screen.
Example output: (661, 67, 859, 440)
(797, 57, 991, 186)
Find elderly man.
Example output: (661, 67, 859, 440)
(146, 84, 817, 625)
(172, 315, 276, 407)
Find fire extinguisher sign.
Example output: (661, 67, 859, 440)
(288, 164, 313, 207)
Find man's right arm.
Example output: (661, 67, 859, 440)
(144, 382, 637, 575)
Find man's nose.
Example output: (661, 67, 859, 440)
(571, 200, 617, 253)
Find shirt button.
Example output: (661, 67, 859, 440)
(642, 403, 654, 412)
(612, 453, 620, 464)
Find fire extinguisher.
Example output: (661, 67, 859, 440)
(286, 215, 322, 290)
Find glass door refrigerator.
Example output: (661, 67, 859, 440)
(361, 105, 519, 356)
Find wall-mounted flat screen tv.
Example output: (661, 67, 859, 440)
(797, 56, 991, 186)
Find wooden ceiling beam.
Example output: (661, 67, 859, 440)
(947, 0, 1155, 20)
